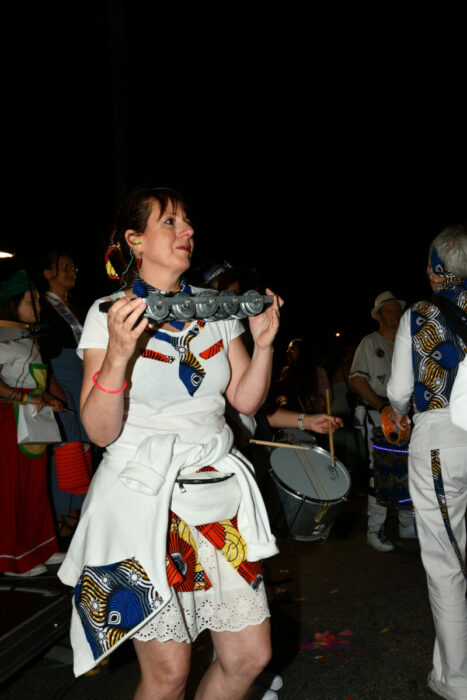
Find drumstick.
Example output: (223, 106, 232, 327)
(325, 389, 335, 467)
(249, 439, 310, 451)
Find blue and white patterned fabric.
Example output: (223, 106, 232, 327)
(155, 323, 206, 396)
(132, 272, 191, 330)
(74, 557, 164, 660)
(410, 281, 467, 413)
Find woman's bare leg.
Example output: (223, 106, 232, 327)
(194, 619, 272, 700)
(133, 637, 191, 700)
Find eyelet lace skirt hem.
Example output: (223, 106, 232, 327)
(132, 528, 270, 643)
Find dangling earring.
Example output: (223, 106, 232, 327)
(137, 257, 143, 270)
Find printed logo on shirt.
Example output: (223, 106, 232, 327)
(376, 348, 385, 358)
(377, 374, 386, 384)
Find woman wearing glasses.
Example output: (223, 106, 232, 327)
(39, 252, 92, 544)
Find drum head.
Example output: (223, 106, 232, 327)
(270, 445, 350, 503)
(277, 428, 316, 446)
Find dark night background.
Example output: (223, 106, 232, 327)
(1, 4, 466, 371)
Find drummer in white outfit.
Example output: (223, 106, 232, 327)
(349, 292, 415, 552)
(388, 225, 467, 700)
(58, 187, 283, 700)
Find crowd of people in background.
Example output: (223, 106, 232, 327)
(0, 201, 465, 700)
(0, 252, 96, 578)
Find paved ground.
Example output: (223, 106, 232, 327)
(1, 492, 440, 700)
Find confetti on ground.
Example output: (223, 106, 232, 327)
(295, 597, 306, 602)
(329, 589, 340, 594)
(380, 627, 390, 634)
(323, 578, 329, 582)
(339, 630, 354, 636)
(279, 569, 289, 573)
(356, 650, 367, 656)
(299, 630, 359, 662)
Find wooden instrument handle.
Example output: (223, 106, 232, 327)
(0, 320, 29, 329)
(325, 389, 335, 467)
(249, 439, 310, 451)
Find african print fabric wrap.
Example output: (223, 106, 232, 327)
(166, 464, 264, 593)
(410, 285, 467, 413)
(166, 511, 263, 592)
(187, 466, 264, 591)
(429, 246, 467, 291)
(166, 511, 212, 591)
(431, 449, 466, 580)
(74, 558, 164, 660)
(74, 471, 263, 661)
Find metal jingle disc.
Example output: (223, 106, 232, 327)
(170, 292, 196, 320)
(213, 307, 228, 319)
(145, 293, 169, 322)
(195, 290, 219, 318)
(219, 289, 240, 316)
(239, 289, 264, 316)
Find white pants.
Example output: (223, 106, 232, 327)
(409, 409, 467, 700)
(365, 416, 413, 533)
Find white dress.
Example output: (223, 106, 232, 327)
(58, 293, 277, 676)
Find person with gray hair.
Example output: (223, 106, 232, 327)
(388, 224, 467, 700)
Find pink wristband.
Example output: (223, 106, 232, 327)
(92, 371, 127, 394)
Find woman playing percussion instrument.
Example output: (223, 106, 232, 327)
(58, 187, 282, 699)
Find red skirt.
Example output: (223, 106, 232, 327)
(0, 403, 58, 573)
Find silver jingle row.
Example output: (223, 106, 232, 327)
(98, 289, 274, 323)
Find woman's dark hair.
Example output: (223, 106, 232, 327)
(42, 251, 60, 271)
(107, 186, 188, 285)
(280, 338, 319, 402)
(0, 292, 25, 322)
(36, 251, 73, 293)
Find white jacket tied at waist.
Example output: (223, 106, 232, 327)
(58, 411, 278, 597)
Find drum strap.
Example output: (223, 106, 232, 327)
(360, 398, 387, 427)
(431, 449, 467, 580)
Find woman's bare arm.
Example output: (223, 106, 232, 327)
(267, 407, 343, 433)
(0, 366, 45, 409)
(225, 291, 282, 416)
(80, 296, 147, 446)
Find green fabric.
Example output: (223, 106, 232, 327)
(0, 270, 36, 306)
